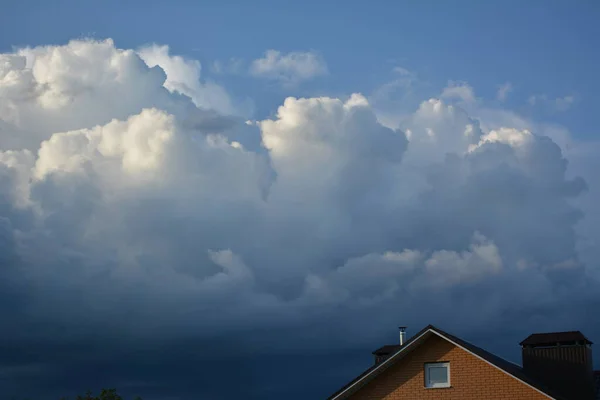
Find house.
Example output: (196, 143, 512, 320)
(328, 324, 599, 400)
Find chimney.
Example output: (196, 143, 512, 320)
(520, 331, 594, 400)
(372, 327, 407, 365)
(399, 326, 407, 345)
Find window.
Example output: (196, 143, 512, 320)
(424, 362, 450, 388)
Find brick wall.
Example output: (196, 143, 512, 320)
(347, 335, 552, 400)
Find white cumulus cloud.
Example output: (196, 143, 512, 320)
(138, 44, 239, 116)
(0, 38, 597, 365)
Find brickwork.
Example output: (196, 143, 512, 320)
(348, 335, 552, 400)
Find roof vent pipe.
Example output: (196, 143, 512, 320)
(399, 327, 407, 346)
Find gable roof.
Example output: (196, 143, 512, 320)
(371, 344, 401, 355)
(327, 325, 566, 400)
(520, 331, 592, 347)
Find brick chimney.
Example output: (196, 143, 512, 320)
(521, 331, 595, 400)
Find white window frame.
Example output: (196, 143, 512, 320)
(424, 362, 451, 388)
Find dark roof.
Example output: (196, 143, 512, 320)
(328, 325, 568, 400)
(520, 331, 592, 347)
(438, 328, 566, 400)
(372, 344, 401, 355)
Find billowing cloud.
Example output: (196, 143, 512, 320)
(0, 38, 598, 399)
(137, 44, 241, 116)
(249, 49, 327, 86)
(0, 38, 250, 152)
(303, 232, 503, 306)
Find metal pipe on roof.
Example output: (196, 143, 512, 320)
(399, 326, 407, 346)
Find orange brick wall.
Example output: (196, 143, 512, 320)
(347, 335, 552, 400)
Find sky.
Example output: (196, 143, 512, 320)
(0, 0, 599, 399)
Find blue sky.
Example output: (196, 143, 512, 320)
(1, 1, 600, 399)
(2, 0, 598, 132)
